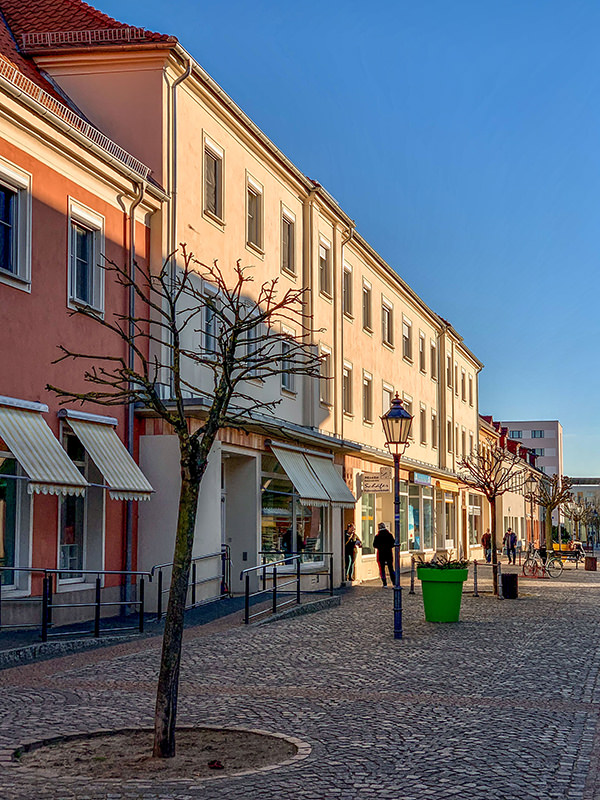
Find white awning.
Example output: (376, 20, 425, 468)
(0, 400, 87, 496)
(305, 454, 356, 508)
(64, 414, 153, 502)
(270, 445, 330, 507)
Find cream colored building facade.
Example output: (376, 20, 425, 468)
(28, 20, 484, 589)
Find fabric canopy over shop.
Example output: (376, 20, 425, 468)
(270, 444, 356, 508)
(0, 400, 87, 496)
(305, 454, 356, 508)
(63, 414, 153, 502)
(270, 445, 330, 506)
(437, 479, 459, 493)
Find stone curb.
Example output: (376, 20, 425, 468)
(0, 632, 151, 671)
(256, 595, 341, 625)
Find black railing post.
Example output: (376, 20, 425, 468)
(191, 562, 197, 606)
(473, 559, 479, 597)
(41, 575, 49, 642)
(0, 572, 3, 630)
(94, 576, 101, 638)
(409, 557, 416, 595)
(272, 566, 278, 614)
(329, 554, 334, 596)
(157, 569, 163, 621)
(47, 572, 53, 625)
(244, 574, 250, 624)
(139, 577, 145, 633)
(296, 557, 301, 605)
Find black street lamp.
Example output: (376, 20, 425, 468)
(381, 393, 413, 640)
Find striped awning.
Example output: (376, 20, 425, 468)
(0, 400, 87, 496)
(270, 445, 330, 507)
(64, 415, 153, 502)
(305, 455, 356, 508)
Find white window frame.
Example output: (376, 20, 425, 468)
(68, 199, 105, 314)
(446, 354, 452, 388)
(468, 374, 474, 406)
(362, 279, 372, 331)
(431, 412, 438, 450)
(362, 371, 373, 424)
(430, 340, 438, 381)
(203, 283, 220, 360)
(402, 316, 412, 362)
(281, 206, 296, 276)
(461, 368, 466, 402)
(382, 297, 394, 348)
(419, 331, 426, 373)
(319, 236, 332, 298)
(402, 392, 413, 440)
(420, 403, 427, 445)
(0, 157, 31, 291)
(319, 345, 332, 406)
(246, 174, 264, 252)
(203, 135, 224, 223)
(342, 361, 353, 415)
(280, 325, 296, 393)
(343, 262, 353, 318)
(382, 381, 394, 416)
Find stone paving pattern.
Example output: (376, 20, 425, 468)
(1, 567, 600, 799)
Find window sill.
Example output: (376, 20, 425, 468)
(319, 291, 333, 303)
(55, 580, 97, 593)
(320, 401, 333, 409)
(402, 356, 413, 365)
(246, 241, 264, 258)
(431, 377, 438, 383)
(0, 267, 31, 293)
(68, 298, 104, 318)
(419, 369, 427, 376)
(281, 266, 297, 281)
(203, 209, 225, 229)
(362, 419, 374, 427)
(343, 311, 354, 322)
(281, 386, 297, 397)
(362, 326, 373, 336)
(343, 411, 354, 419)
(383, 341, 395, 352)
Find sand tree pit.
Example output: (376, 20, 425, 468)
(14, 727, 308, 781)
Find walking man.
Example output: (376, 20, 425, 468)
(373, 522, 395, 587)
(481, 528, 492, 563)
(503, 527, 517, 565)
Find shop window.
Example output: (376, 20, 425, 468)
(468, 493, 482, 546)
(261, 454, 326, 563)
(0, 452, 31, 591)
(408, 485, 420, 550)
(361, 493, 376, 555)
(423, 488, 434, 549)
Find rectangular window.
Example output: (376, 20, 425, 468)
(204, 293, 219, 356)
(454, 365, 459, 395)
(461, 428, 466, 458)
(281, 213, 295, 274)
(362, 282, 372, 330)
(532, 448, 545, 456)
(361, 493, 376, 555)
(509, 430, 522, 439)
(59, 433, 86, 581)
(402, 319, 412, 361)
(362, 372, 373, 423)
(247, 178, 263, 249)
(382, 301, 394, 347)
(0, 455, 18, 586)
(319, 349, 332, 405)
(319, 242, 331, 296)
(420, 405, 427, 445)
(419, 333, 426, 372)
(468, 374, 474, 406)
(430, 341, 438, 380)
(447, 420, 453, 453)
(68, 202, 104, 311)
(281, 334, 295, 392)
(343, 264, 353, 316)
(447, 355, 452, 387)
(431, 412, 438, 449)
(342, 363, 353, 415)
(0, 185, 17, 274)
(469, 432, 474, 454)
(382, 383, 394, 414)
(532, 430, 545, 438)
(403, 395, 413, 440)
(204, 145, 223, 220)
(461, 369, 466, 402)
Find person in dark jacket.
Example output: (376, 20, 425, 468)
(373, 522, 395, 586)
(503, 527, 517, 565)
(344, 523, 362, 581)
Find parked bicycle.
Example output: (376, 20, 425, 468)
(522, 546, 564, 579)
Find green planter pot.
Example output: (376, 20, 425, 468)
(416, 567, 468, 623)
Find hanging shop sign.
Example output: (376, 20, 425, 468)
(411, 472, 432, 486)
(362, 467, 392, 493)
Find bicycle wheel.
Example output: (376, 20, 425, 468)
(522, 558, 537, 577)
(546, 558, 564, 578)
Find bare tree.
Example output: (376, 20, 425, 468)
(47, 247, 323, 758)
(526, 474, 572, 555)
(459, 444, 528, 594)
(565, 499, 593, 543)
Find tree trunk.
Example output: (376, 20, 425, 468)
(153, 472, 200, 758)
(490, 495, 498, 595)
(545, 507, 553, 556)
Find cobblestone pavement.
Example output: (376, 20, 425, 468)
(2, 567, 600, 799)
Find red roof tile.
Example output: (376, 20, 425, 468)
(0, 0, 176, 49)
(0, 11, 65, 101)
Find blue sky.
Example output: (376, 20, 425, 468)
(104, 0, 600, 473)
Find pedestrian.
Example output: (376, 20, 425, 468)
(373, 522, 395, 587)
(481, 528, 492, 563)
(503, 527, 517, 565)
(344, 523, 362, 581)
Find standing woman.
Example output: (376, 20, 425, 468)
(344, 523, 362, 581)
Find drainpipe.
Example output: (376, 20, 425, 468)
(124, 182, 145, 603)
(340, 224, 355, 444)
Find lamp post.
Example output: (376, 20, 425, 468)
(381, 393, 413, 640)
